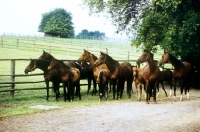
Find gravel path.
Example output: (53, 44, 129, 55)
(1, 89, 200, 132)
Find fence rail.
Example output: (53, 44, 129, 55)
(0, 59, 173, 97)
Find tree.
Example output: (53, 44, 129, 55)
(76, 29, 106, 39)
(38, 8, 74, 38)
(82, 0, 200, 59)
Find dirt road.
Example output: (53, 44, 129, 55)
(1, 89, 200, 132)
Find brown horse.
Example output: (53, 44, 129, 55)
(38, 50, 96, 96)
(94, 51, 133, 100)
(78, 49, 111, 97)
(158, 51, 191, 101)
(96, 69, 111, 101)
(157, 69, 173, 97)
(48, 58, 81, 102)
(132, 65, 146, 101)
(136, 50, 160, 104)
(24, 59, 61, 101)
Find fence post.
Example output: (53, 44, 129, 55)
(49, 42, 51, 53)
(106, 48, 108, 54)
(10, 60, 15, 97)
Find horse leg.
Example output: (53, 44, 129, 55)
(119, 80, 125, 99)
(87, 78, 91, 95)
(127, 79, 132, 98)
(173, 78, 176, 101)
(185, 79, 190, 101)
(180, 80, 184, 101)
(112, 81, 116, 100)
(156, 82, 160, 97)
(146, 85, 150, 104)
(92, 78, 97, 95)
(161, 82, 168, 97)
(45, 79, 49, 101)
(63, 82, 67, 102)
(53, 81, 59, 101)
(153, 82, 157, 103)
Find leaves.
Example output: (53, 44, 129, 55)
(38, 8, 74, 38)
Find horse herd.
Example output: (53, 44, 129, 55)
(24, 49, 191, 104)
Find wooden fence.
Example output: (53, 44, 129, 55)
(0, 59, 173, 97)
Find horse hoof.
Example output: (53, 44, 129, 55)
(146, 102, 149, 104)
(154, 101, 157, 104)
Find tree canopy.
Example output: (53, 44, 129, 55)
(82, 0, 200, 60)
(76, 29, 106, 40)
(38, 8, 74, 38)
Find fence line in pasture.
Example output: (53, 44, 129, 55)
(0, 59, 172, 97)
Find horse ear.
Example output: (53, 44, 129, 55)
(43, 50, 46, 53)
(164, 50, 168, 54)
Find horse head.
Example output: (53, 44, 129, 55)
(48, 58, 57, 70)
(24, 58, 36, 74)
(38, 50, 54, 61)
(158, 50, 169, 66)
(136, 50, 153, 65)
(94, 51, 106, 67)
(78, 49, 90, 61)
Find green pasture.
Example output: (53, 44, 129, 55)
(0, 36, 170, 118)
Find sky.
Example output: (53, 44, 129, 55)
(0, 0, 128, 38)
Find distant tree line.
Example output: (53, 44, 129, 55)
(38, 8, 106, 39)
(76, 29, 106, 40)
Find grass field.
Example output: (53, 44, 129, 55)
(0, 35, 170, 118)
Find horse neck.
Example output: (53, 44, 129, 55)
(88, 54, 97, 66)
(147, 55, 157, 72)
(55, 61, 69, 76)
(105, 56, 120, 73)
(36, 60, 50, 72)
(167, 54, 182, 70)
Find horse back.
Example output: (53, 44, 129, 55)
(120, 62, 133, 78)
(69, 68, 80, 83)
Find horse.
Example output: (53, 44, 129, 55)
(96, 69, 111, 101)
(24, 59, 61, 101)
(94, 51, 133, 100)
(136, 50, 160, 104)
(48, 58, 81, 102)
(77, 60, 97, 95)
(158, 51, 191, 101)
(157, 69, 173, 97)
(132, 65, 146, 101)
(78, 49, 111, 98)
(38, 50, 96, 96)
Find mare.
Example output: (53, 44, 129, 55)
(157, 69, 173, 97)
(158, 51, 191, 101)
(48, 58, 81, 102)
(78, 49, 111, 98)
(77, 60, 97, 95)
(96, 69, 111, 101)
(38, 50, 96, 96)
(94, 51, 133, 100)
(136, 50, 160, 104)
(24, 59, 61, 101)
(132, 65, 146, 101)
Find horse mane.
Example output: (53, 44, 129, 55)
(105, 53, 119, 65)
(168, 53, 183, 69)
(87, 51, 97, 61)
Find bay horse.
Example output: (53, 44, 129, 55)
(94, 51, 133, 100)
(96, 69, 111, 101)
(132, 65, 146, 101)
(136, 50, 160, 104)
(48, 58, 81, 102)
(78, 49, 111, 98)
(158, 51, 191, 101)
(38, 50, 96, 96)
(24, 59, 61, 101)
(157, 69, 173, 97)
